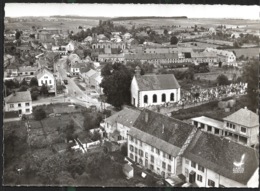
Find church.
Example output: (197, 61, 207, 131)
(130, 66, 181, 108)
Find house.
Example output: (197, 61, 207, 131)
(36, 68, 55, 92)
(4, 54, 15, 68)
(93, 74, 103, 94)
(182, 130, 259, 187)
(191, 52, 217, 65)
(89, 71, 101, 88)
(204, 48, 236, 64)
(208, 27, 217, 35)
(83, 36, 93, 44)
(6, 64, 19, 77)
(103, 107, 141, 142)
(4, 91, 32, 115)
(82, 69, 98, 85)
(222, 107, 259, 146)
(191, 116, 224, 136)
(98, 54, 125, 63)
(127, 109, 196, 178)
(92, 41, 126, 50)
(122, 32, 132, 40)
(18, 66, 38, 76)
(131, 67, 181, 107)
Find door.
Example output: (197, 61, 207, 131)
(135, 156, 137, 162)
(189, 171, 196, 183)
(19, 110, 22, 114)
(145, 159, 148, 168)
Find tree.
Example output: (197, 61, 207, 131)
(100, 62, 132, 109)
(170, 36, 178, 45)
(216, 74, 229, 86)
(31, 91, 39, 100)
(163, 29, 168, 36)
(40, 84, 49, 95)
(242, 60, 259, 110)
(33, 107, 46, 120)
(83, 112, 102, 131)
(18, 85, 28, 92)
(15, 30, 21, 40)
(29, 77, 38, 87)
(20, 79, 28, 87)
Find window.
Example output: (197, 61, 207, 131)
(151, 146, 154, 152)
(226, 122, 229, 127)
(151, 155, 154, 163)
(197, 175, 203, 182)
(185, 159, 190, 165)
(130, 145, 134, 152)
(18, 103, 21, 107)
(198, 165, 204, 172)
(162, 162, 166, 169)
(140, 141, 142, 147)
(191, 161, 196, 168)
(26, 102, 30, 106)
(153, 94, 157, 103)
(168, 155, 172, 160)
(162, 93, 166, 102)
(26, 109, 30, 113)
(145, 152, 148, 158)
(208, 179, 215, 187)
(185, 168, 189, 177)
(201, 123, 205, 129)
(170, 93, 174, 101)
(10, 104, 14, 108)
(207, 125, 212, 132)
(49, 80, 51, 84)
(139, 158, 143, 165)
(194, 121, 198, 127)
(41, 80, 44, 84)
(241, 127, 247, 133)
(139, 149, 143, 157)
(168, 164, 171, 172)
(150, 164, 154, 170)
(156, 148, 160, 155)
(130, 153, 133, 159)
(134, 147, 137, 154)
(130, 136, 134, 142)
(215, 128, 220, 135)
(135, 139, 138, 145)
(144, 95, 148, 104)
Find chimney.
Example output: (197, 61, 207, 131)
(135, 66, 141, 76)
(145, 112, 148, 123)
(162, 124, 164, 133)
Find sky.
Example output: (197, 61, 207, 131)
(5, 4, 260, 20)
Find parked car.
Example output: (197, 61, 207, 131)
(63, 79, 68, 84)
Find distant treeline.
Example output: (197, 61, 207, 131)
(110, 16, 188, 21)
(50, 15, 111, 20)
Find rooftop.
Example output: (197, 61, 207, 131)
(135, 74, 180, 91)
(223, 108, 259, 127)
(133, 109, 194, 149)
(5, 91, 32, 103)
(183, 130, 259, 185)
(191, 116, 224, 129)
(125, 53, 179, 60)
(105, 107, 141, 127)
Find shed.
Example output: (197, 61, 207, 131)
(123, 163, 134, 179)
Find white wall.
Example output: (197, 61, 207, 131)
(127, 134, 176, 178)
(247, 168, 259, 188)
(38, 74, 55, 87)
(5, 101, 32, 114)
(130, 76, 139, 107)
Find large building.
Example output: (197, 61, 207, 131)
(36, 68, 56, 93)
(92, 41, 126, 50)
(131, 67, 181, 107)
(182, 131, 259, 187)
(4, 91, 32, 115)
(127, 109, 196, 178)
(223, 108, 259, 146)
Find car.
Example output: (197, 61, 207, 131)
(63, 79, 68, 84)
(182, 183, 192, 187)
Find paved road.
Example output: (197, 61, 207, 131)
(33, 56, 110, 110)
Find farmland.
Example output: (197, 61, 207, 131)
(226, 47, 259, 58)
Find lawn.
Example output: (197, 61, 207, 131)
(171, 95, 251, 121)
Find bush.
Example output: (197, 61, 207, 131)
(218, 101, 228, 109)
(31, 91, 39, 100)
(33, 107, 47, 120)
(216, 74, 229, 86)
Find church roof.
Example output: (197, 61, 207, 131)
(135, 74, 180, 91)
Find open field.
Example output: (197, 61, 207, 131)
(5, 18, 99, 31)
(114, 18, 260, 30)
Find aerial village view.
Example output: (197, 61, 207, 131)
(3, 4, 259, 188)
